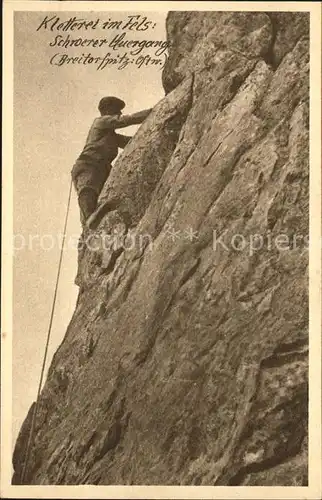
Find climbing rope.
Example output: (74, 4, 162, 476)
(20, 178, 73, 484)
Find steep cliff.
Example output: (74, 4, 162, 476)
(13, 11, 309, 486)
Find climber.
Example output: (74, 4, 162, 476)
(72, 96, 152, 223)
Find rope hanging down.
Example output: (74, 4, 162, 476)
(20, 179, 73, 484)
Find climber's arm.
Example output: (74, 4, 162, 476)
(101, 108, 152, 129)
(116, 134, 132, 149)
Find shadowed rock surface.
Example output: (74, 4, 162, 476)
(13, 11, 309, 486)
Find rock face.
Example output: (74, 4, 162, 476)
(13, 11, 309, 485)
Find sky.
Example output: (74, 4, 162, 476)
(13, 10, 167, 445)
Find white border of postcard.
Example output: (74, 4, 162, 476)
(2, 1, 321, 499)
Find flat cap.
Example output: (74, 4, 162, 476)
(98, 96, 125, 112)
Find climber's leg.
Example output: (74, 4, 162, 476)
(71, 164, 99, 224)
(78, 188, 98, 221)
(84, 163, 113, 229)
(71, 161, 112, 225)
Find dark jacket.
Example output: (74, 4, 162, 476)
(76, 108, 152, 165)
